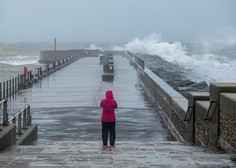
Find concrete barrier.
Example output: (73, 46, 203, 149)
(126, 52, 188, 142)
(0, 124, 16, 151)
(17, 125, 38, 145)
(0, 124, 38, 151)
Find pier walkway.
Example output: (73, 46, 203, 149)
(7, 55, 169, 141)
(1, 55, 236, 167)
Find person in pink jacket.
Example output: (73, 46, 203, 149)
(100, 90, 118, 149)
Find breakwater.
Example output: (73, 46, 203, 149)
(1, 49, 236, 154)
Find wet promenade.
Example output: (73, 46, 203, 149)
(7, 55, 170, 141)
(1, 55, 236, 167)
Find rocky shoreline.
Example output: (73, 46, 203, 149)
(137, 54, 209, 99)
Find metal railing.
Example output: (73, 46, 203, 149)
(0, 55, 81, 133)
(0, 99, 8, 127)
(0, 99, 32, 135)
(9, 105, 31, 135)
(0, 55, 80, 101)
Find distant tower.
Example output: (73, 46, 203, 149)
(54, 38, 57, 51)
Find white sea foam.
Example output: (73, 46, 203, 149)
(0, 55, 39, 65)
(89, 44, 104, 52)
(124, 33, 236, 83)
(113, 46, 126, 51)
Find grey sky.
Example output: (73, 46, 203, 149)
(0, 0, 236, 42)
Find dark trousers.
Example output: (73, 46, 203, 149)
(102, 121, 116, 146)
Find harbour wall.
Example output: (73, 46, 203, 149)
(125, 51, 236, 154)
(126, 51, 188, 142)
(39, 49, 100, 64)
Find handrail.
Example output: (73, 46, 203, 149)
(1, 99, 31, 135)
(0, 99, 6, 104)
(9, 105, 31, 135)
(204, 100, 217, 121)
(0, 54, 79, 133)
(183, 106, 193, 122)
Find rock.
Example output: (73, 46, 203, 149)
(230, 155, 236, 162)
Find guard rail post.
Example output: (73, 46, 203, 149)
(17, 75, 20, 90)
(9, 80, 11, 96)
(2, 100, 9, 126)
(6, 80, 8, 98)
(26, 105, 31, 126)
(17, 112, 23, 135)
(3, 82, 5, 99)
(12, 78, 14, 95)
(0, 83, 2, 101)
(15, 77, 17, 94)
(22, 108, 27, 130)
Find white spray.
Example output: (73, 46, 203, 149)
(124, 33, 236, 83)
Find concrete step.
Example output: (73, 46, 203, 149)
(1, 140, 235, 167)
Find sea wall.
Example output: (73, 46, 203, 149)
(126, 51, 188, 142)
(126, 51, 236, 154)
(194, 101, 209, 146)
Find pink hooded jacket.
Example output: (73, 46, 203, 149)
(100, 90, 118, 122)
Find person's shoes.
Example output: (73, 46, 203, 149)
(102, 145, 109, 150)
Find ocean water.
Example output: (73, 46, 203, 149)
(123, 34, 236, 84)
(1, 35, 236, 86)
(0, 42, 116, 82)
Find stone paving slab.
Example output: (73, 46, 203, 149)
(0, 141, 235, 168)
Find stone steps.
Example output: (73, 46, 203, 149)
(0, 140, 235, 167)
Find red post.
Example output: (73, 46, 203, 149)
(24, 66, 28, 80)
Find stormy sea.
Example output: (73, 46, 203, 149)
(1, 35, 236, 98)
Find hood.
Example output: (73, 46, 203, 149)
(105, 90, 113, 99)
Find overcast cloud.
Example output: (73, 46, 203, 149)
(0, 0, 236, 42)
